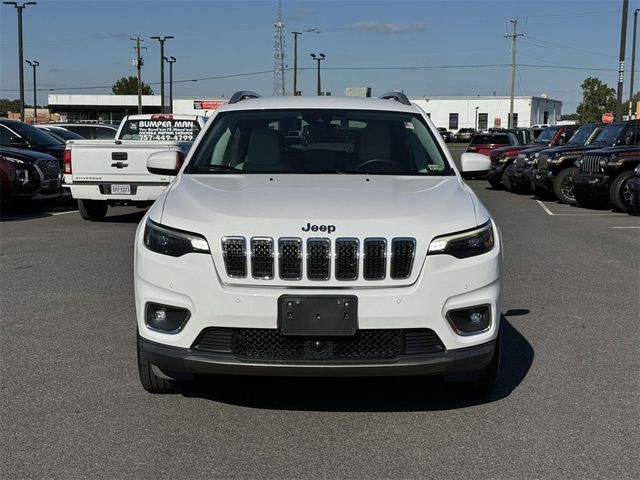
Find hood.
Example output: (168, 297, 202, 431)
(156, 174, 483, 287)
(490, 145, 530, 156)
(0, 146, 58, 164)
(540, 144, 598, 156)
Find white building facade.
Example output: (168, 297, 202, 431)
(410, 95, 562, 132)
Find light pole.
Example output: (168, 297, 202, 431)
(475, 106, 479, 131)
(26, 60, 38, 124)
(291, 32, 301, 96)
(150, 35, 173, 113)
(310, 53, 325, 96)
(629, 9, 640, 118)
(3, 1, 37, 121)
(164, 56, 176, 113)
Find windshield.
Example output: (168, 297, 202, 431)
(186, 109, 453, 176)
(119, 118, 201, 141)
(5, 121, 63, 147)
(470, 134, 511, 145)
(591, 123, 626, 146)
(534, 126, 560, 144)
(566, 125, 595, 146)
(44, 127, 84, 141)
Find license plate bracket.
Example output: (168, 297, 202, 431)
(110, 184, 131, 194)
(278, 295, 357, 336)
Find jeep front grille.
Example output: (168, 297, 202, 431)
(580, 155, 602, 173)
(515, 154, 526, 168)
(221, 236, 417, 281)
(537, 153, 549, 170)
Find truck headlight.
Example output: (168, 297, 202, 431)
(143, 219, 210, 257)
(428, 221, 495, 259)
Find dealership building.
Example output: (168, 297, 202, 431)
(47, 94, 562, 131)
(409, 95, 562, 131)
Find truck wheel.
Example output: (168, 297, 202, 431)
(488, 178, 502, 190)
(445, 333, 500, 395)
(609, 171, 635, 212)
(552, 167, 577, 204)
(624, 181, 640, 216)
(137, 334, 182, 394)
(574, 190, 607, 210)
(78, 199, 108, 221)
(501, 165, 514, 192)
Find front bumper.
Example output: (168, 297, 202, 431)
(533, 168, 554, 191)
(141, 336, 497, 377)
(569, 173, 610, 195)
(506, 166, 534, 188)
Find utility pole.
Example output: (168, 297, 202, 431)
(25, 60, 38, 124)
(292, 31, 301, 96)
(164, 56, 176, 114)
(3, 2, 37, 121)
(628, 9, 639, 118)
(616, 0, 629, 120)
(505, 19, 523, 128)
(310, 53, 325, 96)
(150, 35, 173, 113)
(131, 36, 144, 114)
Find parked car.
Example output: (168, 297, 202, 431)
(53, 123, 118, 140)
(454, 128, 476, 143)
(486, 124, 580, 190)
(36, 124, 85, 142)
(0, 118, 66, 167)
(623, 164, 640, 216)
(507, 124, 604, 198)
(134, 91, 503, 394)
(437, 127, 453, 143)
(1, 146, 61, 204)
(466, 132, 519, 157)
(570, 142, 640, 211)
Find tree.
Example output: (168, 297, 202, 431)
(575, 77, 616, 123)
(0, 98, 21, 113)
(111, 76, 154, 95)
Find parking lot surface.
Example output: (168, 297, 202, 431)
(1, 176, 639, 479)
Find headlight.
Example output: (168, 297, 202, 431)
(4, 157, 26, 164)
(428, 221, 495, 259)
(599, 158, 607, 167)
(143, 219, 210, 257)
(575, 158, 583, 167)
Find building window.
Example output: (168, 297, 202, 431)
(478, 113, 488, 130)
(449, 113, 459, 130)
(508, 113, 518, 127)
(543, 111, 549, 124)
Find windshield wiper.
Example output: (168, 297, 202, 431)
(199, 165, 241, 173)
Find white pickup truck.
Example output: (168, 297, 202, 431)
(63, 114, 207, 220)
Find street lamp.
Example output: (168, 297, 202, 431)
(3, 1, 37, 121)
(629, 9, 640, 118)
(291, 28, 320, 96)
(310, 53, 325, 96)
(150, 35, 174, 113)
(26, 60, 39, 124)
(164, 56, 176, 114)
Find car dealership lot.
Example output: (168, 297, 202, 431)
(1, 179, 638, 479)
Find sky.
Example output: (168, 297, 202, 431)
(0, 0, 637, 113)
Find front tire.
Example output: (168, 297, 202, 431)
(552, 167, 577, 205)
(137, 335, 182, 394)
(609, 171, 635, 212)
(78, 199, 108, 221)
(502, 165, 514, 192)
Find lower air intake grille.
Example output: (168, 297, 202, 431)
(192, 328, 445, 361)
(279, 239, 302, 279)
(335, 239, 358, 280)
(363, 239, 386, 280)
(251, 238, 274, 279)
(390, 239, 415, 279)
(222, 238, 247, 277)
(307, 239, 330, 280)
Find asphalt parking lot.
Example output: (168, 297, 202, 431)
(1, 158, 639, 479)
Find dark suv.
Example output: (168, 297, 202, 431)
(569, 122, 640, 211)
(0, 119, 65, 167)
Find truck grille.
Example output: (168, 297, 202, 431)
(221, 236, 417, 281)
(515, 154, 526, 168)
(537, 153, 549, 170)
(193, 327, 445, 361)
(35, 159, 60, 181)
(580, 155, 602, 173)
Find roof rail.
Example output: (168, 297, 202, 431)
(228, 91, 262, 104)
(378, 91, 411, 106)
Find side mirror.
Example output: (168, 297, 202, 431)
(147, 150, 183, 176)
(9, 136, 28, 148)
(459, 152, 492, 179)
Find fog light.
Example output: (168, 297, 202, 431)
(145, 303, 190, 333)
(446, 305, 491, 335)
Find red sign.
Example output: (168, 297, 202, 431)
(601, 112, 614, 124)
(193, 100, 224, 110)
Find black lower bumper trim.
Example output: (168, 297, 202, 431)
(141, 337, 497, 378)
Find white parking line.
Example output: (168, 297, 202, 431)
(51, 210, 79, 216)
(612, 226, 640, 229)
(535, 200, 626, 216)
(536, 200, 555, 216)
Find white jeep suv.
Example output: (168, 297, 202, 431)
(134, 91, 502, 394)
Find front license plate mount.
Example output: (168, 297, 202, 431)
(278, 295, 357, 336)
